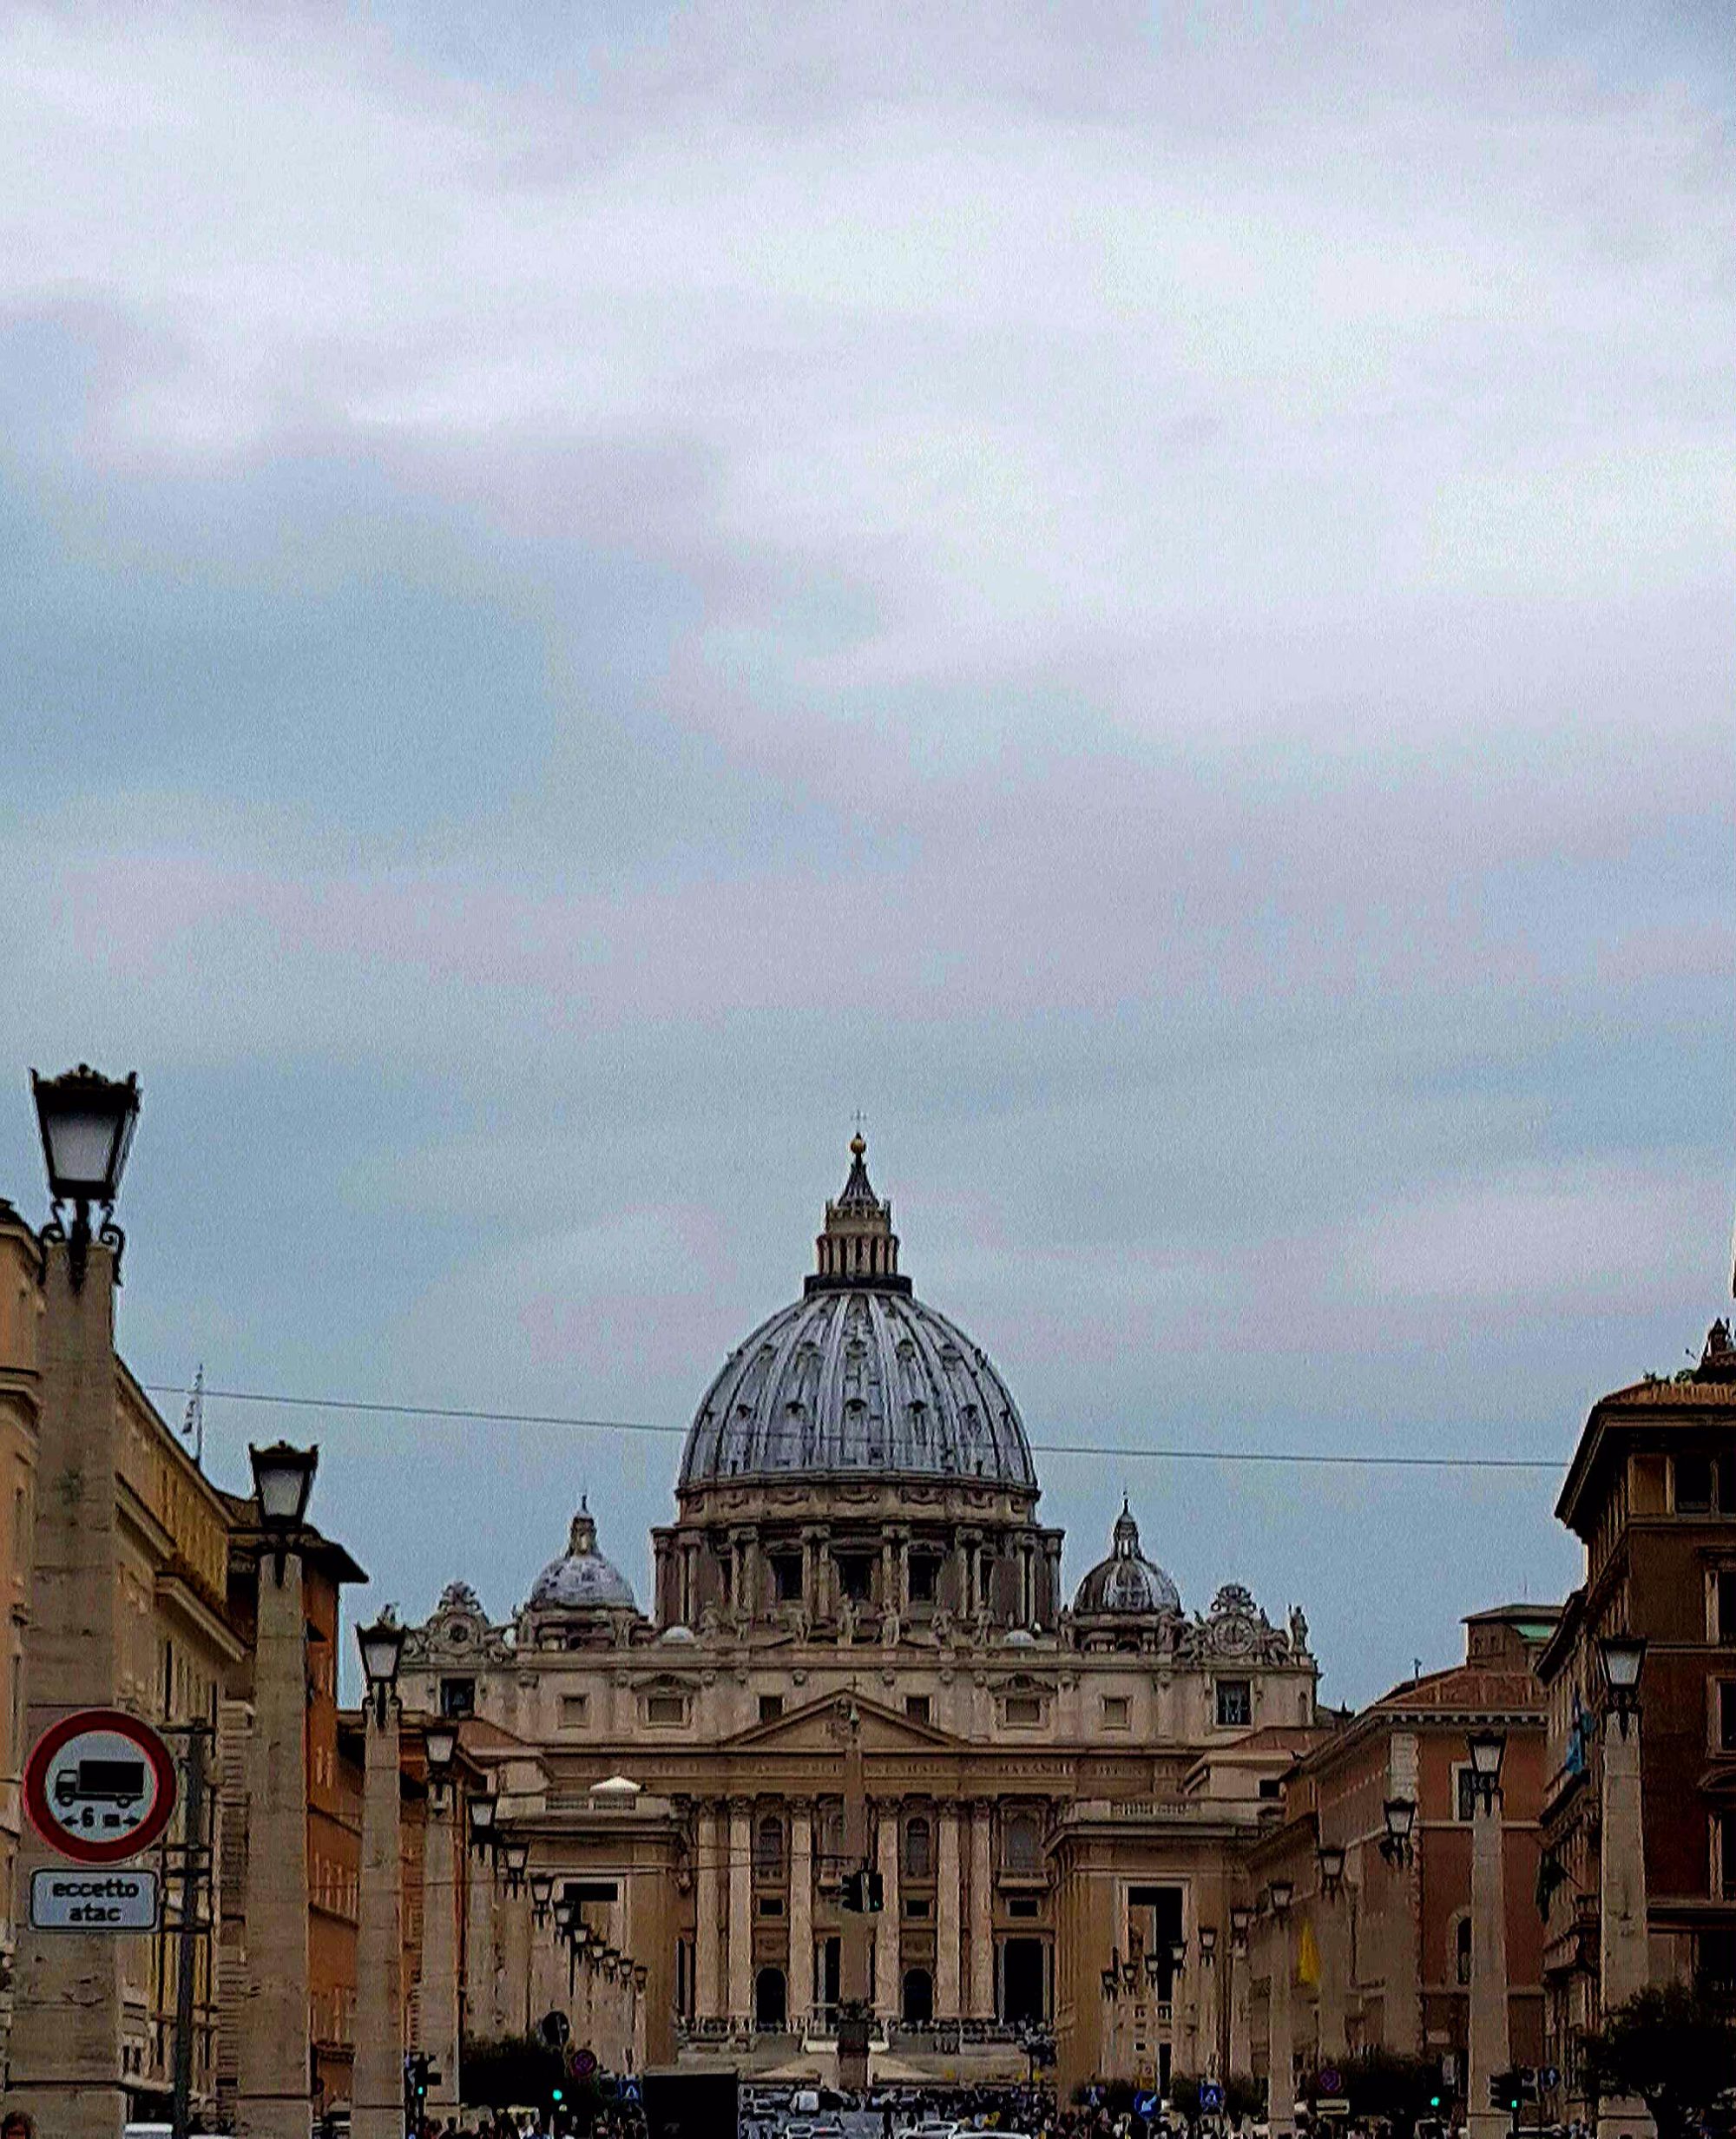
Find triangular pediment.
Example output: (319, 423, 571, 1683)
(721, 1689, 963, 1753)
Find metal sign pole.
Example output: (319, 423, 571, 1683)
(171, 1725, 209, 2139)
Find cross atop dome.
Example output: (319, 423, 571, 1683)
(809, 1131, 907, 1293)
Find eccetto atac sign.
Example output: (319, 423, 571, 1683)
(30, 1867, 161, 1930)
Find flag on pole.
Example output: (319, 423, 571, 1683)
(1297, 1913, 1321, 1987)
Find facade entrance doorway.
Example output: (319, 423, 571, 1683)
(755, 1966, 786, 2029)
(1002, 1937, 1046, 2024)
(902, 1967, 933, 2024)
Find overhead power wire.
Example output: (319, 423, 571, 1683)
(141, 1381, 1564, 1474)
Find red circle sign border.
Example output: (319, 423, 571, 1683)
(23, 1708, 178, 1866)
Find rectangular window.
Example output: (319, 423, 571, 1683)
(438, 1677, 476, 1720)
(904, 1896, 931, 1919)
(559, 1694, 588, 1728)
(1258, 1777, 1283, 1801)
(1719, 1571, 1736, 1642)
(1720, 1813, 1736, 1901)
(904, 1695, 931, 1724)
(1719, 1682, 1736, 1754)
(1457, 1765, 1479, 1822)
(908, 1556, 938, 1603)
(757, 1895, 784, 1916)
(1008, 1895, 1040, 1919)
(647, 1694, 687, 1725)
(759, 1695, 784, 1723)
(773, 1554, 804, 1603)
(1004, 1695, 1043, 1726)
(1678, 1455, 1716, 1514)
(1101, 1696, 1131, 1729)
(1215, 1680, 1252, 1728)
(836, 1555, 874, 1603)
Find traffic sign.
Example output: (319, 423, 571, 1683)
(619, 2077, 641, 2104)
(23, 1709, 177, 1866)
(1318, 2068, 1345, 2097)
(1134, 2090, 1160, 2116)
(540, 2009, 571, 2048)
(569, 2047, 598, 2080)
(1200, 2083, 1225, 2112)
(30, 1866, 160, 1930)
(1542, 2067, 1561, 2091)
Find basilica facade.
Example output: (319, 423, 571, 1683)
(401, 1140, 1321, 2096)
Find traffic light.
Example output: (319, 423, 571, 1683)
(552, 2084, 565, 2106)
(1490, 2070, 1522, 2114)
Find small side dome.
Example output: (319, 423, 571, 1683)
(1073, 1502, 1181, 1617)
(528, 1499, 637, 1612)
(658, 1623, 696, 1645)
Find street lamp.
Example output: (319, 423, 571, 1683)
(1380, 1797, 1416, 1866)
(1266, 1879, 1293, 1917)
(424, 1721, 458, 1775)
(1317, 1843, 1345, 1898)
(357, 1609, 404, 1727)
(1100, 1964, 1121, 2002)
(530, 1871, 554, 1925)
(1599, 1633, 1647, 1736)
(1144, 1951, 1164, 1991)
(468, 1789, 497, 1854)
(250, 1441, 319, 1583)
(1169, 1938, 1188, 1971)
(1199, 1924, 1219, 1964)
(1229, 1905, 1253, 1952)
(633, 1963, 648, 1993)
(1466, 1730, 1506, 1812)
(501, 1838, 529, 1896)
(31, 1063, 141, 1287)
(554, 1897, 575, 1933)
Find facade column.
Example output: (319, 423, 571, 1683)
(969, 1801, 996, 2017)
(1467, 1774, 1512, 2139)
(937, 1805, 963, 2021)
(237, 1545, 312, 2136)
(421, 1787, 462, 2116)
(790, 1801, 814, 2035)
(874, 1803, 901, 2020)
(1386, 1733, 1423, 2055)
(8, 1239, 129, 2139)
(1229, 1929, 1253, 2079)
(500, 1881, 532, 2038)
(352, 1701, 404, 2139)
(728, 1799, 754, 2026)
(1267, 1907, 1295, 2139)
(696, 1803, 724, 2019)
(1200, 1940, 1222, 2078)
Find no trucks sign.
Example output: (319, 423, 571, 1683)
(23, 1708, 178, 1866)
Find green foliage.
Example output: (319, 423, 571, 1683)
(1582, 1985, 1736, 2139)
(459, 2031, 567, 2110)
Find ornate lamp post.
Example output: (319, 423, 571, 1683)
(1465, 1731, 1512, 2139)
(1598, 1633, 1651, 2138)
(1266, 1881, 1296, 2139)
(238, 1441, 321, 2138)
(353, 1611, 406, 2139)
(10, 1065, 143, 2139)
(30, 1063, 140, 1287)
(1380, 1798, 1416, 1866)
(422, 1721, 463, 2118)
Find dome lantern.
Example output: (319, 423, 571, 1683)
(809, 1132, 907, 1295)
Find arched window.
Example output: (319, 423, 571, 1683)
(755, 1966, 787, 2029)
(904, 1815, 933, 1879)
(1003, 1809, 1042, 1873)
(754, 1815, 785, 1877)
(902, 1967, 934, 2025)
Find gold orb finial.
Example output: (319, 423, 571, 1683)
(850, 1130, 866, 1157)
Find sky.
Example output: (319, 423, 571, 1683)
(2, 0, 1732, 1706)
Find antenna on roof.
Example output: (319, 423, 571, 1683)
(181, 1362, 205, 1471)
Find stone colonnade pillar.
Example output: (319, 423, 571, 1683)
(1317, 1886, 1347, 2065)
(352, 1702, 404, 2139)
(1600, 1705, 1654, 2139)
(421, 1789, 461, 2115)
(238, 1545, 312, 2136)
(937, 1805, 963, 2020)
(466, 1838, 499, 2037)
(7, 1240, 129, 2139)
(1229, 1932, 1252, 2078)
(1466, 1779, 1512, 2139)
(1267, 1907, 1295, 2139)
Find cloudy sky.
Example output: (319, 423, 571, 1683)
(3, 0, 1732, 1703)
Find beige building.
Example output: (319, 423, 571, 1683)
(402, 1140, 1320, 2096)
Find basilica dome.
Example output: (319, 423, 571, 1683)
(1072, 1503, 1181, 1617)
(528, 1502, 637, 1612)
(678, 1138, 1036, 1493)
